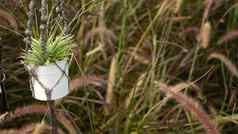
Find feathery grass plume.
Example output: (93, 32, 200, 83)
(57, 74, 106, 105)
(33, 122, 49, 134)
(70, 75, 106, 90)
(0, 129, 15, 134)
(84, 27, 116, 50)
(17, 123, 36, 134)
(11, 104, 48, 119)
(203, 0, 213, 23)
(209, 53, 238, 77)
(126, 47, 150, 65)
(0, 122, 64, 134)
(218, 31, 238, 44)
(0, 104, 78, 133)
(32, 122, 65, 134)
(158, 82, 220, 134)
(105, 55, 118, 114)
(0, 9, 18, 30)
(174, 0, 183, 14)
(183, 27, 199, 34)
(0, 105, 48, 128)
(56, 111, 78, 134)
(143, 82, 200, 120)
(199, 21, 211, 49)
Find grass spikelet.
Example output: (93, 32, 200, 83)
(32, 122, 65, 134)
(0, 9, 18, 30)
(14, 105, 48, 117)
(218, 31, 238, 44)
(174, 0, 183, 14)
(33, 122, 49, 134)
(144, 81, 201, 118)
(158, 82, 220, 134)
(199, 21, 211, 49)
(84, 27, 117, 48)
(70, 75, 106, 91)
(0, 105, 48, 127)
(209, 53, 238, 77)
(105, 55, 118, 114)
(183, 27, 199, 34)
(203, 0, 213, 22)
(56, 111, 78, 134)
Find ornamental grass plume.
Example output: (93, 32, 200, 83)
(199, 21, 211, 49)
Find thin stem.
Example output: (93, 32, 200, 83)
(48, 101, 58, 134)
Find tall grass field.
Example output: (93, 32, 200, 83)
(0, 0, 238, 133)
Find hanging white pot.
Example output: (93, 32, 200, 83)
(28, 60, 69, 101)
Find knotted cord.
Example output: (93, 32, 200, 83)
(24, 0, 36, 51)
(40, 0, 48, 54)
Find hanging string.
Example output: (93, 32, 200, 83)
(40, 1, 58, 134)
(24, 0, 36, 51)
(40, 0, 48, 53)
(25, 0, 69, 133)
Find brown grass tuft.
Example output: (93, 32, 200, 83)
(70, 75, 106, 91)
(0, 9, 18, 30)
(218, 31, 238, 44)
(158, 82, 220, 134)
(209, 52, 238, 77)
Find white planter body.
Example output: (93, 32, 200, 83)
(29, 60, 69, 101)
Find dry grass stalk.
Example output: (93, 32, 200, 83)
(105, 56, 118, 114)
(125, 73, 147, 108)
(199, 21, 211, 49)
(158, 82, 220, 134)
(33, 122, 51, 134)
(209, 53, 238, 77)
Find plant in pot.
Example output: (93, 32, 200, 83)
(21, 33, 74, 101)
